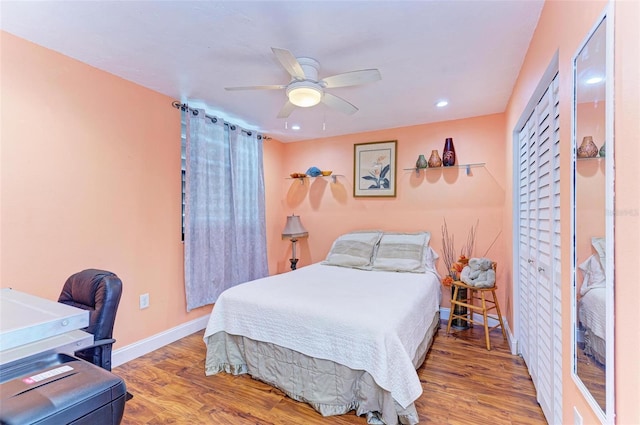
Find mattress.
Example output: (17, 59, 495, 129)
(203, 263, 442, 424)
(205, 313, 440, 425)
(579, 287, 606, 364)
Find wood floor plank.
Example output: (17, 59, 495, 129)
(114, 322, 547, 424)
(575, 347, 605, 410)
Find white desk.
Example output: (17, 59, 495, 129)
(0, 288, 93, 367)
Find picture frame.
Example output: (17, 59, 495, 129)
(353, 140, 397, 197)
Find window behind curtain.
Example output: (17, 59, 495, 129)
(182, 107, 268, 310)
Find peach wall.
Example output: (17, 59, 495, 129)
(577, 101, 606, 150)
(504, 0, 640, 423)
(274, 114, 507, 310)
(576, 102, 606, 268)
(0, 31, 212, 348)
(262, 137, 288, 274)
(0, 31, 291, 351)
(575, 158, 605, 268)
(612, 1, 640, 423)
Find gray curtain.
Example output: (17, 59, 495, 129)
(183, 108, 268, 311)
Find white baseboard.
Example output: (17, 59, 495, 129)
(113, 310, 519, 368)
(439, 306, 502, 327)
(439, 307, 451, 321)
(439, 307, 516, 354)
(112, 315, 209, 368)
(505, 321, 518, 355)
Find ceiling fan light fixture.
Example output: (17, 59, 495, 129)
(287, 82, 323, 107)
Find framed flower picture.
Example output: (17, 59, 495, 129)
(353, 140, 397, 197)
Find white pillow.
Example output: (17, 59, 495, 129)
(372, 232, 431, 273)
(591, 237, 606, 269)
(424, 246, 439, 270)
(579, 254, 605, 296)
(323, 231, 382, 270)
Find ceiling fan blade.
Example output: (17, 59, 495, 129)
(225, 85, 286, 91)
(277, 101, 297, 119)
(321, 69, 381, 88)
(322, 92, 358, 115)
(272, 47, 305, 79)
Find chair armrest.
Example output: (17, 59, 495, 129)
(79, 338, 116, 351)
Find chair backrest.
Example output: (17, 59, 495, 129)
(58, 269, 123, 341)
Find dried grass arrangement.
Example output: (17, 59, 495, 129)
(441, 219, 479, 286)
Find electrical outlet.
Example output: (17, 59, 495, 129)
(139, 293, 150, 309)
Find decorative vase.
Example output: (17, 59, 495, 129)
(577, 136, 598, 158)
(415, 154, 428, 169)
(427, 149, 442, 167)
(599, 142, 606, 157)
(442, 137, 456, 166)
(451, 285, 469, 330)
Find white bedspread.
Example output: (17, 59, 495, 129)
(579, 286, 606, 340)
(203, 263, 441, 409)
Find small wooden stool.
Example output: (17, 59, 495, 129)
(446, 262, 506, 350)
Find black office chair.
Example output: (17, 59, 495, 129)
(58, 269, 122, 372)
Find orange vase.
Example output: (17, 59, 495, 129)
(577, 136, 598, 158)
(428, 150, 442, 167)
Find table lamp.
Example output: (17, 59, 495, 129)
(281, 214, 308, 270)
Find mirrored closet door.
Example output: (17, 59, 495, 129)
(571, 4, 615, 424)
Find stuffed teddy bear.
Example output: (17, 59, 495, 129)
(460, 257, 495, 288)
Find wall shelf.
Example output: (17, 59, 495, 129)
(286, 174, 343, 184)
(577, 156, 604, 161)
(403, 163, 485, 176)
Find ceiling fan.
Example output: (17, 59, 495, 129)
(225, 47, 381, 119)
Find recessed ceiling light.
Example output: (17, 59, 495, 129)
(291, 124, 301, 130)
(586, 76, 604, 85)
(436, 100, 449, 108)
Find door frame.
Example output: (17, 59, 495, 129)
(511, 52, 559, 355)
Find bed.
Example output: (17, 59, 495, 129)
(203, 231, 441, 424)
(577, 237, 606, 364)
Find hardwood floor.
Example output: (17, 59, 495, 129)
(576, 348, 606, 410)
(114, 322, 546, 424)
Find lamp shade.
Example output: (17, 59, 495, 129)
(286, 82, 322, 107)
(281, 214, 308, 239)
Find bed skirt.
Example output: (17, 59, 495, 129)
(205, 311, 440, 425)
(583, 329, 606, 365)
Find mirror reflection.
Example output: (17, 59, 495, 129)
(574, 16, 607, 415)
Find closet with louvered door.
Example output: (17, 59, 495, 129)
(516, 71, 562, 425)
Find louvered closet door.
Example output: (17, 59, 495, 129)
(533, 82, 554, 423)
(517, 73, 562, 424)
(550, 76, 562, 425)
(518, 113, 537, 383)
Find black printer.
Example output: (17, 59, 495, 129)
(0, 352, 126, 425)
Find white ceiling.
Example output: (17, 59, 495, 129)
(0, 1, 543, 143)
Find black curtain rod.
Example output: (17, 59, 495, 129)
(172, 101, 269, 140)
